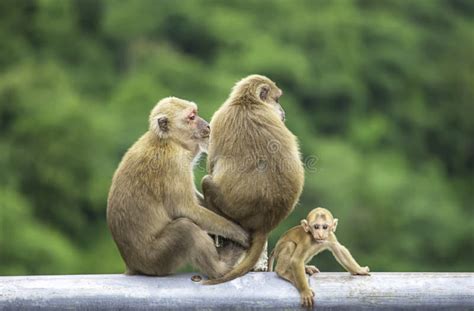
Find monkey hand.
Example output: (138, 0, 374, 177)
(352, 266, 370, 276)
(300, 289, 315, 308)
(305, 265, 320, 275)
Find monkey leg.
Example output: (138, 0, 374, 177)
(275, 265, 301, 289)
(274, 266, 294, 284)
(145, 218, 230, 279)
(273, 243, 299, 284)
(273, 241, 296, 272)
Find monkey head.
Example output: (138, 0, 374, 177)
(232, 74, 285, 122)
(301, 207, 338, 243)
(149, 97, 210, 153)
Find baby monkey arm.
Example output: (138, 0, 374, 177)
(328, 242, 370, 275)
(290, 246, 315, 308)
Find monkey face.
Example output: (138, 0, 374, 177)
(173, 107, 210, 153)
(301, 210, 338, 243)
(149, 97, 210, 153)
(309, 219, 332, 242)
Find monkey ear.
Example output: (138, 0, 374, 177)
(332, 218, 338, 232)
(157, 115, 169, 133)
(257, 84, 270, 101)
(301, 219, 310, 233)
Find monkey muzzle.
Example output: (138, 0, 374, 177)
(196, 117, 210, 138)
(192, 124, 210, 140)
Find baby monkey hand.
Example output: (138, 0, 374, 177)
(352, 266, 370, 276)
(300, 288, 315, 308)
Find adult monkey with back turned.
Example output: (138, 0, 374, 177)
(202, 75, 304, 285)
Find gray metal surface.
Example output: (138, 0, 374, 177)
(0, 272, 473, 310)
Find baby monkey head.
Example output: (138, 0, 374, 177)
(301, 207, 338, 243)
(149, 97, 210, 152)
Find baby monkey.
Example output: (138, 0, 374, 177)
(268, 207, 370, 308)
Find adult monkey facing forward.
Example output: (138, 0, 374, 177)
(107, 97, 249, 279)
(202, 75, 304, 284)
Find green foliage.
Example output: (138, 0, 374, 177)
(0, 0, 472, 275)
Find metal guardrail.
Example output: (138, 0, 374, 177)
(0, 272, 473, 310)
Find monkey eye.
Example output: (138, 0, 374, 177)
(323, 225, 328, 230)
(314, 225, 319, 230)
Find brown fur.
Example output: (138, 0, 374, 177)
(107, 97, 249, 278)
(202, 75, 304, 284)
(268, 207, 370, 307)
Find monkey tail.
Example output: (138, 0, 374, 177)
(267, 248, 275, 272)
(203, 231, 267, 285)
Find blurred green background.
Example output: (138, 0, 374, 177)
(0, 0, 473, 275)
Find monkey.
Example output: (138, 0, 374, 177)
(268, 207, 370, 308)
(201, 74, 305, 285)
(106, 97, 250, 279)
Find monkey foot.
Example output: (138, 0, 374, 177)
(252, 262, 268, 272)
(305, 265, 320, 275)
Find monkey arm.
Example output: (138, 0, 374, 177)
(201, 175, 227, 216)
(200, 175, 241, 249)
(196, 187, 224, 249)
(180, 205, 249, 248)
(289, 245, 315, 307)
(289, 246, 312, 293)
(329, 242, 369, 275)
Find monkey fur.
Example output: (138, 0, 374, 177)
(107, 97, 249, 279)
(268, 207, 370, 308)
(202, 75, 305, 284)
